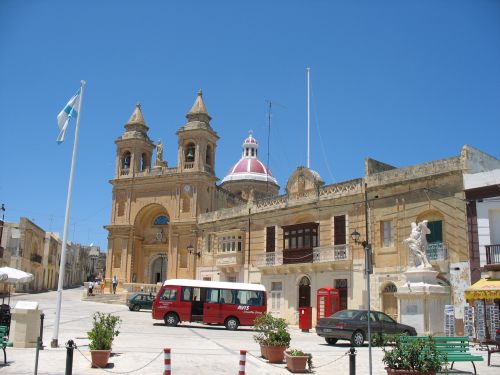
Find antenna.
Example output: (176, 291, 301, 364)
(307, 67, 311, 169)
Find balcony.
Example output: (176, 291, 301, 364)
(184, 162, 194, 169)
(426, 242, 447, 261)
(485, 244, 500, 271)
(255, 251, 283, 267)
(30, 253, 42, 264)
(313, 245, 350, 263)
(216, 252, 244, 269)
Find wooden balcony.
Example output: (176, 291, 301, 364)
(30, 253, 42, 264)
(485, 244, 500, 271)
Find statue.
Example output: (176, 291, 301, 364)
(404, 220, 432, 269)
(155, 140, 164, 167)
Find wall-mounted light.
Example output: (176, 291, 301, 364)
(187, 244, 200, 258)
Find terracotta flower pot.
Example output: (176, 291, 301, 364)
(385, 368, 436, 375)
(260, 344, 268, 359)
(285, 352, 309, 373)
(90, 349, 111, 368)
(266, 345, 287, 363)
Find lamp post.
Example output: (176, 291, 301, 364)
(350, 182, 373, 375)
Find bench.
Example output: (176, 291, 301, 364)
(405, 336, 483, 374)
(0, 325, 13, 365)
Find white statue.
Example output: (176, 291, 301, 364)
(155, 140, 164, 167)
(404, 220, 432, 269)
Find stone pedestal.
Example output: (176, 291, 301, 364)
(10, 301, 41, 348)
(396, 268, 449, 335)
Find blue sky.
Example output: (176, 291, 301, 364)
(1, 0, 499, 252)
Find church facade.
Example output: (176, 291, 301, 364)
(106, 91, 500, 330)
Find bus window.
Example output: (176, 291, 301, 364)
(160, 288, 177, 301)
(206, 288, 220, 303)
(220, 289, 232, 304)
(192, 287, 201, 301)
(182, 287, 192, 301)
(238, 290, 264, 306)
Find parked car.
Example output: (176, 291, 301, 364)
(315, 309, 417, 347)
(496, 328, 500, 343)
(127, 292, 155, 311)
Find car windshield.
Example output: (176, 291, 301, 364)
(329, 310, 359, 319)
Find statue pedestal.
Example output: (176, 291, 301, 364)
(396, 268, 449, 335)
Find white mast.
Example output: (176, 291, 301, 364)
(307, 67, 311, 169)
(51, 80, 86, 348)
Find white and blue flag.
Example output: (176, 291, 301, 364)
(56, 89, 81, 143)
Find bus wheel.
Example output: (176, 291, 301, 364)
(164, 312, 179, 327)
(225, 317, 239, 330)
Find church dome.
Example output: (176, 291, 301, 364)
(221, 132, 278, 185)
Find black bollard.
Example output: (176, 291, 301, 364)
(65, 340, 75, 375)
(34, 337, 41, 375)
(349, 347, 356, 375)
(39, 313, 45, 350)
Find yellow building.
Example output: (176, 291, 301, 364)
(105, 91, 500, 330)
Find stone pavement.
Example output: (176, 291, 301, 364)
(2, 287, 499, 374)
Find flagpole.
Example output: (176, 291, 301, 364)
(51, 80, 86, 348)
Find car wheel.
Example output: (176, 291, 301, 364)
(132, 304, 141, 311)
(225, 317, 239, 330)
(164, 312, 179, 327)
(325, 337, 338, 345)
(351, 331, 365, 347)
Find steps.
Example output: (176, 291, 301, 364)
(81, 293, 127, 305)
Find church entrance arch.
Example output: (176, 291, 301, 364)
(150, 255, 168, 284)
(298, 275, 311, 308)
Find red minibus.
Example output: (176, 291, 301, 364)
(152, 279, 267, 330)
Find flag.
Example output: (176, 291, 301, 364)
(56, 89, 81, 144)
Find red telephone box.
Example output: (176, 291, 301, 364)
(316, 287, 340, 321)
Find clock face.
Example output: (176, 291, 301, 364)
(183, 185, 191, 193)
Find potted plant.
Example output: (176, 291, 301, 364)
(87, 312, 122, 368)
(285, 349, 313, 373)
(382, 335, 446, 375)
(253, 312, 291, 363)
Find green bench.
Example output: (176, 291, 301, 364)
(405, 336, 483, 374)
(0, 325, 13, 365)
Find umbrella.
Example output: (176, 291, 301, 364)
(0, 267, 34, 284)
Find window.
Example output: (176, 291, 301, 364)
(181, 287, 193, 301)
(377, 312, 395, 323)
(335, 279, 348, 310)
(219, 235, 243, 253)
(426, 220, 443, 243)
(140, 153, 148, 171)
(160, 288, 177, 301)
(206, 288, 220, 303)
(270, 281, 282, 311)
(334, 215, 346, 245)
(185, 143, 195, 163)
(122, 151, 131, 169)
(154, 215, 169, 225)
(283, 223, 318, 250)
(266, 227, 275, 253)
(381, 220, 394, 247)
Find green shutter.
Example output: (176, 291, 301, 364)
(426, 221, 443, 243)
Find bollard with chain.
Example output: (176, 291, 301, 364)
(34, 337, 41, 375)
(65, 340, 75, 375)
(163, 348, 171, 375)
(349, 347, 356, 375)
(39, 313, 45, 350)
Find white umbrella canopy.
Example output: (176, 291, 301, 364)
(0, 267, 34, 284)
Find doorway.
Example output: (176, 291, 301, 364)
(298, 276, 311, 307)
(382, 283, 398, 321)
(150, 255, 167, 284)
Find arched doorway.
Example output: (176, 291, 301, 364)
(382, 283, 398, 321)
(298, 276, 311, 307)
(150, 255, 168, 284)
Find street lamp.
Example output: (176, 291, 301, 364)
(350, 182, 373, 375)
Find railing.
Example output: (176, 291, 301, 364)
(426, 242, 447, 261)
(216, 252, 243, 266)
(486, 244, 500, 265)
(313, 244, 350, 262)
(184, 162, 194, 169)
(255, 251, 283, 267)
(120, 168, 130, 176)
(30, 253, 42, 263)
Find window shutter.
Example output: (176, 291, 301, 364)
(266, 226, 275, 253)
(334, 215, 346, 245)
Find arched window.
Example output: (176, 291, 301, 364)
(154, 215, 169, 225)
(383, 283, 397, 293)
(185, 143, 195, 163)
(122, 151, 131, 169)
(206, 145, 212, 165)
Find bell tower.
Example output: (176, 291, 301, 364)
(115, 103, 154, 177)
(176, 90, 218, 174)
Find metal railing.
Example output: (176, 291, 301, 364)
(313, 244, 350, 262)
(184, 162, 194, 169)
(426, 242, 447, 261)
(255, 251, 284, 267)
(486, 244, 500, 265)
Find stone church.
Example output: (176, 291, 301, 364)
(106, 90, 500, 330)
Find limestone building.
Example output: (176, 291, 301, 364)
(105, 91, 500, 332)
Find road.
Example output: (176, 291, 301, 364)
(2, 287, 498, 374)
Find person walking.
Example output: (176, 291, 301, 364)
(88, 280, 94, 296)
(101, 279, 105, 294)
(112, 275, 118, 294)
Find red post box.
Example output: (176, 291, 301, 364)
(299, 306, 312, 332)
(316, 287, 340, 322)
